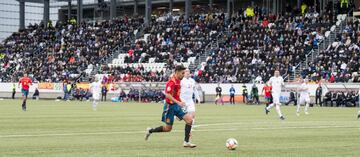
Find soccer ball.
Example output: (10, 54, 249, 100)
(226, 138, 238, 150)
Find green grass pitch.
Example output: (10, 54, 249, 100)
(0, 100, 359, 157)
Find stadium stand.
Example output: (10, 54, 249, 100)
(0, 17, 144, 82)
(197, 6, 336, 83)
(0, 2, 359, 84)
(303, 19, 360, 83)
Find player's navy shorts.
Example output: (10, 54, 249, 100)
(162, 102, 186, 126)
(21, 89, 29, 97)
(265, 96, 272, 103)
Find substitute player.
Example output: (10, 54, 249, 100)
(18, 73, 32, 111)
(262, 81, 272, 107)
(265, 70, 285, 120)
(297, 78, 311, 116)
(90, 77, 101, 111)
(145, 65, 196, 148)
(180, 69, 200, 132)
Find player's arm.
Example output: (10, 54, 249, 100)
(281, 78, 285, 88)
(179, 80, 186, 103)
(165, 81, 185, 106)
(165, 93, 184, 106)
(268, 78, 274, 93)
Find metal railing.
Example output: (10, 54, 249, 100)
(189, 31, 224, 71)
(288, 14, 348, 82)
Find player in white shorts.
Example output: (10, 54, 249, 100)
(90, 77, 102, 111)
(265, 70, 285, 120)
(297, 78, 311, 116)
(180, 69, 200, 131)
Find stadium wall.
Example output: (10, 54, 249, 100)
(1, 83, 359, 103)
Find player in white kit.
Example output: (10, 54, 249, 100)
(180, 69, 200, 130)
(265, 70, 285, 120)
(297, 78, 311, 116)
(90, 77, 102, 111)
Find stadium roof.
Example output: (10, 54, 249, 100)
(18, 0, 193, 6)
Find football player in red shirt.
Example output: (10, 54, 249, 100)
(262, 81, 272, 108)
(145, 65, 196, 148)
(18, 73, 32, 111)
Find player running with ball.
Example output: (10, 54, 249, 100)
(265, 70, 285, 120)
(145, 65, 196, 148)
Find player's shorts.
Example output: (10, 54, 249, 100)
(162, 102, 187, 126)
(184, 100, 195, 113)
(265, 96, 272, 103)
(299, 95, 310, 105)
(272, 93, 281, 104)
(21, 89, 29, 97)
(93, 93, 100, 100)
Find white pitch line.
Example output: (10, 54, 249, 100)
(0, 128, 238, 138)
(251, 125, 357, 130)
(0, 131, 144, 138)
(192, 121, 353, 128)
(0, 125, 357, 138)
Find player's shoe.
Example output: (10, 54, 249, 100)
(183, 141, 197, 148)
(265, 107, 270, 115)
(145, 127, 152, 141)
(280, 116, 285, 120)
(305, 112, 309, 115)
(296, 112, 300, 116)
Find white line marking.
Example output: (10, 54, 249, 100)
(0, 125, 357, 138)
(193, 121, 360, 128)
(251, 125, 356, 130)
(0, 131, 144, 138)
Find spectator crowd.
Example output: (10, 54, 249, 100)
(0, 3, 359, 84)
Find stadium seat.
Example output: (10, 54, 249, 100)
(325, 31, 330, 38)
(336, 21, 341, 26)
(330, 25, 336, 32)
(341, 14, 347, 21)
